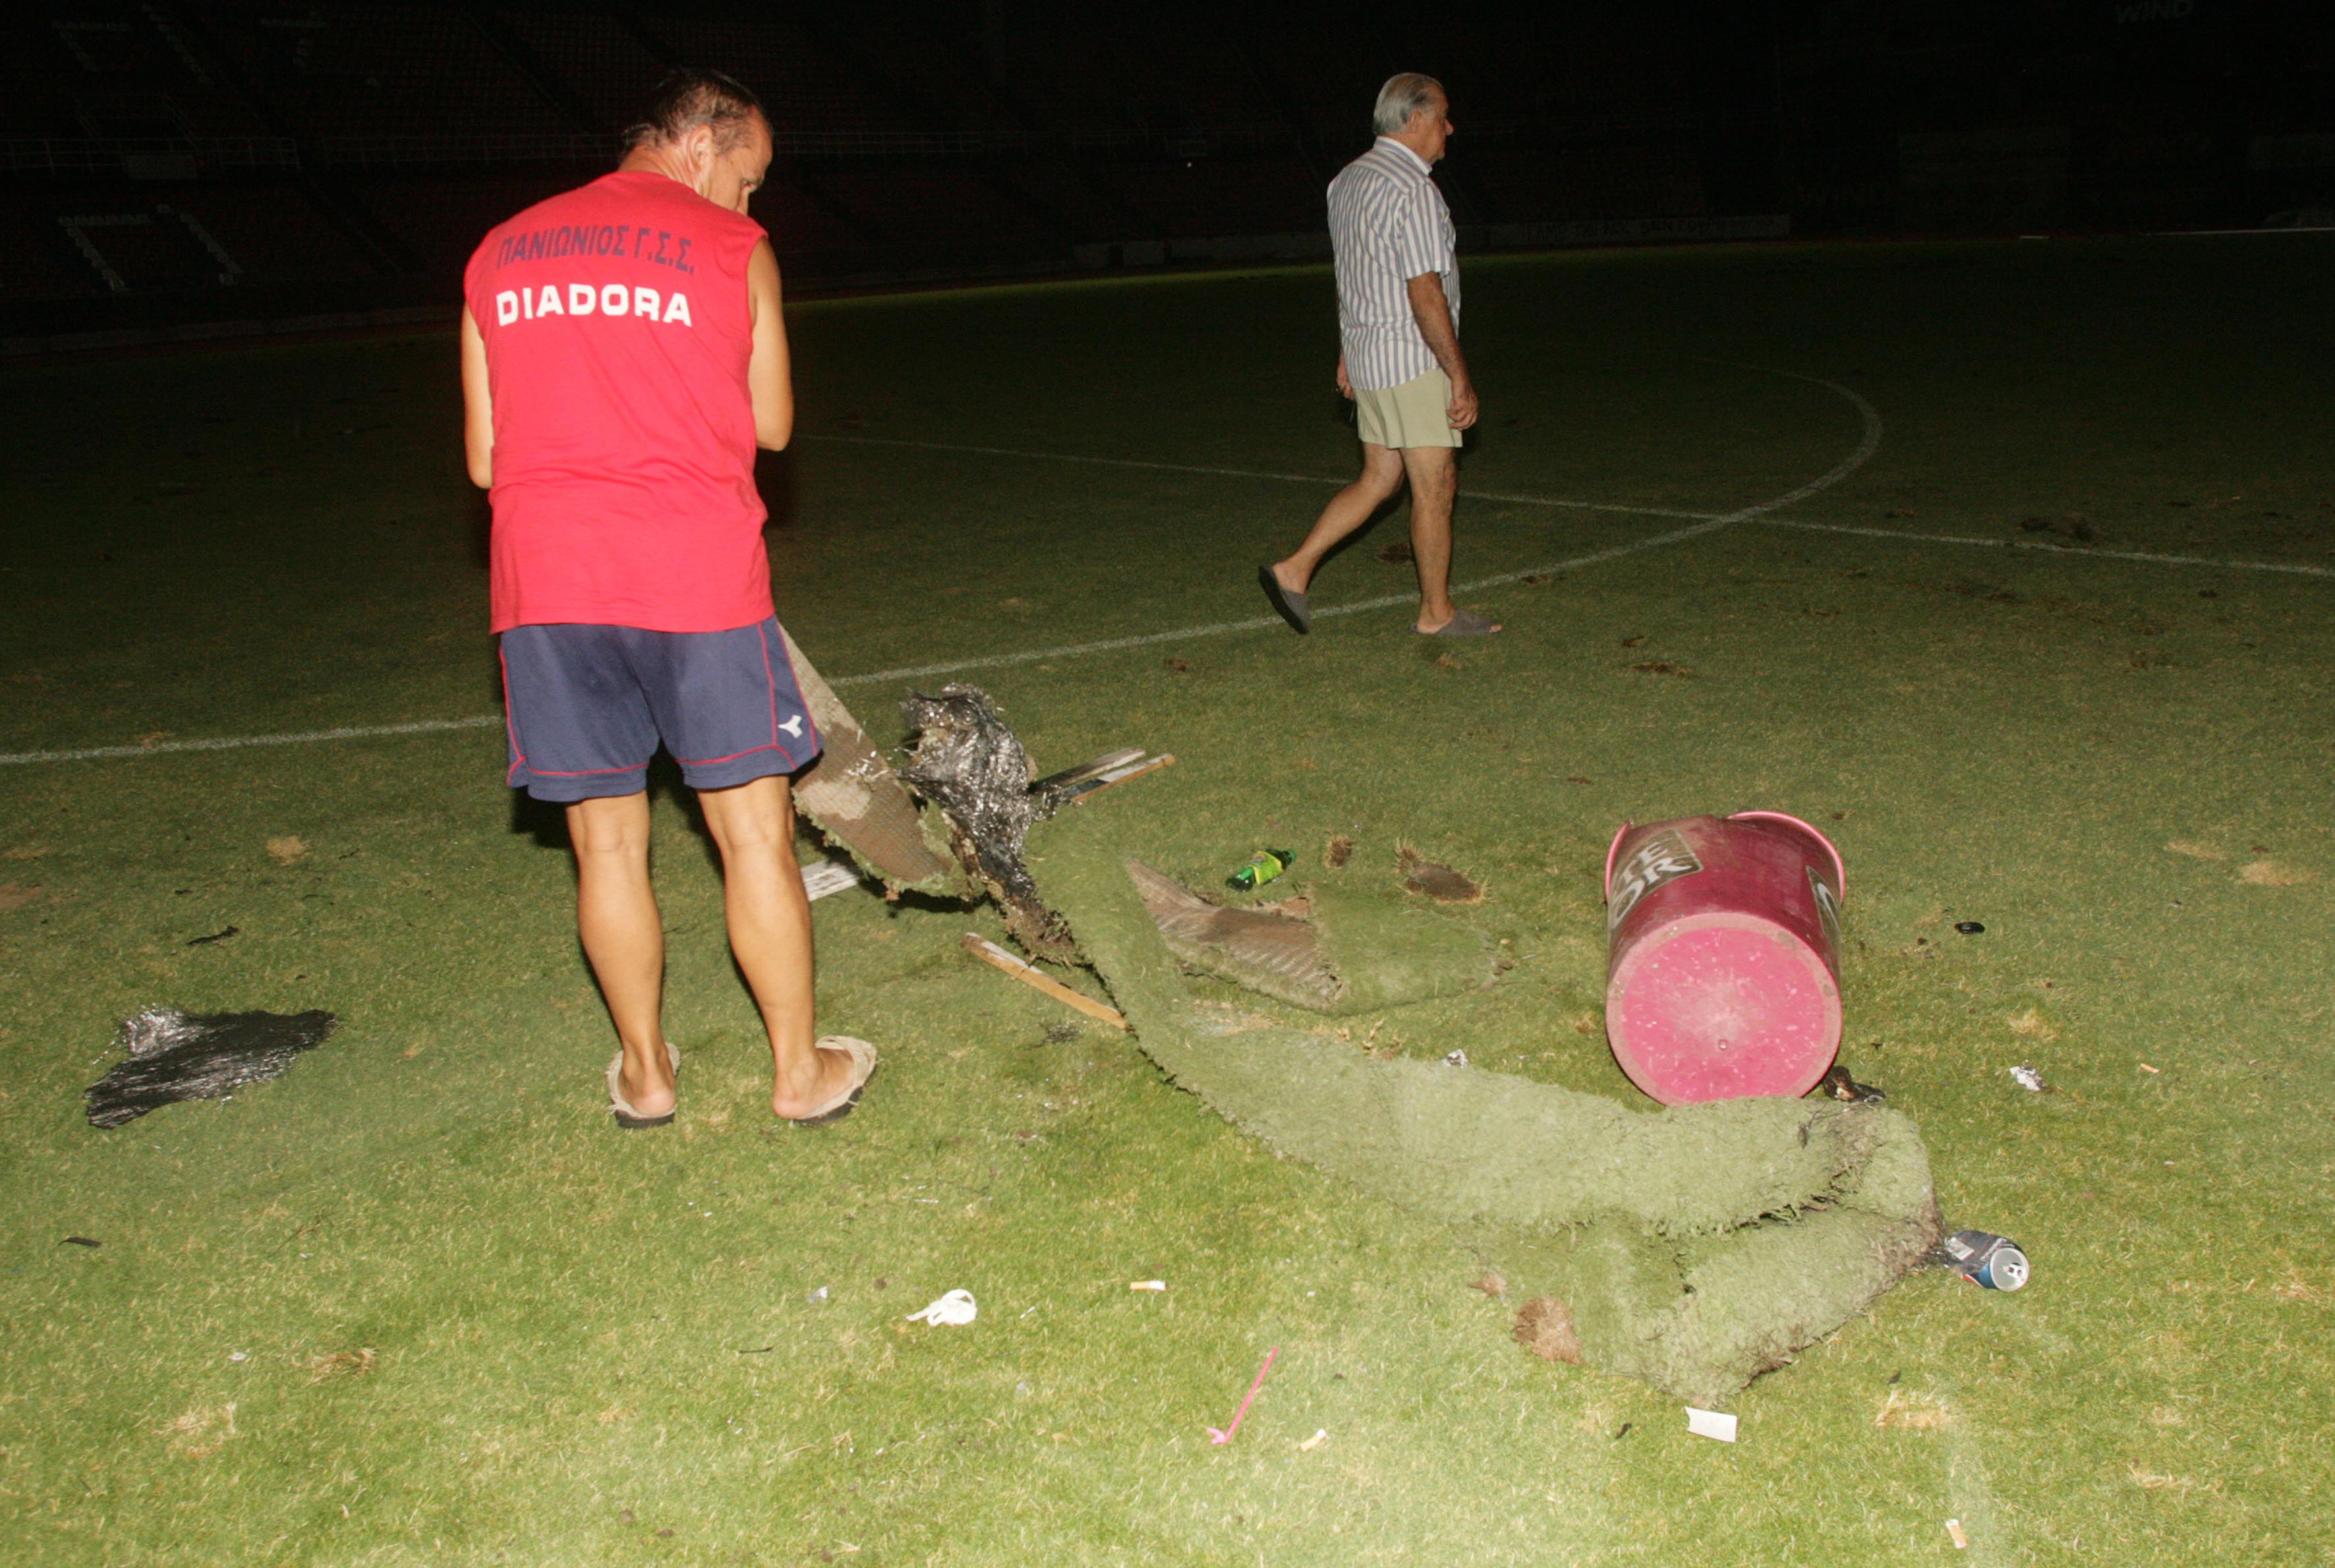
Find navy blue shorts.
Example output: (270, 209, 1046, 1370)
(499, 618, 822, 803)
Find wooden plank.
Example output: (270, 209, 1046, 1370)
(960, 932, 1127, 1030)
(1065, 753, 1176, 803)
(1030, 747, 1145, 794)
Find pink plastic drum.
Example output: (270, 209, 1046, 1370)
(1602, 811, 1845, 1105)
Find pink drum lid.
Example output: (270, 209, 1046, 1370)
(1606, 912, 1842, 1105)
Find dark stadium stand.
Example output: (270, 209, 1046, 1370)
(498, 11, 676, 134)
(3, 1, 2330, 349)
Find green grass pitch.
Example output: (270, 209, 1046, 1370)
(3, 234, 2332, 1564)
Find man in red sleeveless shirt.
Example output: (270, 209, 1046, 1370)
(460, 71, 876, 1130)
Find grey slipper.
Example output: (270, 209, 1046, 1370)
(1258, 566, 1310, 635)
(1417, 608, 1501, 637)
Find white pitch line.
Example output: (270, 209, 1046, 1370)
(0, 715, 502, 767)
(827, 511, 1731, 689)
(803, 432, 1724, 522)
(836, 372, 1882, 687)
(1757, 517, 2335, 579)
(0, 370, 1878, 765)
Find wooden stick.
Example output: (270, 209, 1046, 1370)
(1066, 753, 1176, 803)
(960, 932, 1127, 1030)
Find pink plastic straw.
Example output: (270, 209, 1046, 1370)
(1206, 1347, 1279, 1445)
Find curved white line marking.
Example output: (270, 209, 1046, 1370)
(828, 370, 1884, 687)
(803, 432, 1726, 523)
(0, 369, 1879, 764)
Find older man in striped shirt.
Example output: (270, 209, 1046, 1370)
(1261, 73, 1498, 638)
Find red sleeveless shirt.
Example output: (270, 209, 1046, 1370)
(464, 170, 774, 633)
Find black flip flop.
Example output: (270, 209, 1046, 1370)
(1258, 566, 1310, 634)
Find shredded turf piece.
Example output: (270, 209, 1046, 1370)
(86, 1007, 337, 1128)
(1035, 805, 1942, 1407)
(1131, 860, 1341, 1008)
(898, 686, 1073, 956)
(781, 630, 963, 897)
(1123, 859, 1495, 1014)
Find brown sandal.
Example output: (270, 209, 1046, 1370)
(783, 1036, 878, 1126)
(606, 1041, 681, 1129)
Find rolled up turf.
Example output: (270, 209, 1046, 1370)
(1035, 803, 1941, 1406)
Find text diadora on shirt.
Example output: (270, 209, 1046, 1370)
(490, 282, 695, 326)
(463, 169, 774, 635)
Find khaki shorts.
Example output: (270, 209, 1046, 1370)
(1354, 367, 1462, 450)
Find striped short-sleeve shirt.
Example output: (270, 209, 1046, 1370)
(1327, 137, 1460, 392)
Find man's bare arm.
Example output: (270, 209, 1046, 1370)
(459, 306, 494, 488)
(746, 240, 792, 450)
(1404, 272, 1478, 430)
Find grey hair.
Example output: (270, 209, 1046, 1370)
(1371, 73, 1444, 136)
(624, 69, 764, 154)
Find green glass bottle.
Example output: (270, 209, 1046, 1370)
(1227, 848, 1296, 892)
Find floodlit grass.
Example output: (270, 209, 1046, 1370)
(4, 236, 2333, 1564)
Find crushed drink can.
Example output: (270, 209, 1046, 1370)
(1939, 1229, 2029, 1291)
(1227, 848, 1294, 892)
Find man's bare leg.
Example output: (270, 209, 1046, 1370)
(1270, 443, 1406, 596)
(1402, 445, 1498, 634)
(568, 792, 674, 1118)
(695, 775, 860, 1119)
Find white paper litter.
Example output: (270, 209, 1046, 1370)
(800, 859, 863, 902)
(905, 1289, 977, 1326)
(1685, 1407, 1738, 1443)
(2009, 1063, 2047, 1093)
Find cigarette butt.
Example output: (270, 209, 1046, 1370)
(2139, 1062, 2160, 1074)
(1946, 1519, 1969, 1550)
(1130, 1280, 1166, 1292)
(1298, 1429, 1328, 1452)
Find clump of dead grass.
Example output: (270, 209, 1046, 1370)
(1397, 845, 1484, 904)
(306, 1348, 378, 1384)
(1512, 1297, 1584, 1365)
(2007, 1008, 2060, 1042)
(1874, 1389, 1955, 1430)
(2237, 859, 2314, 887)
(159, 1401, 239, 1457)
